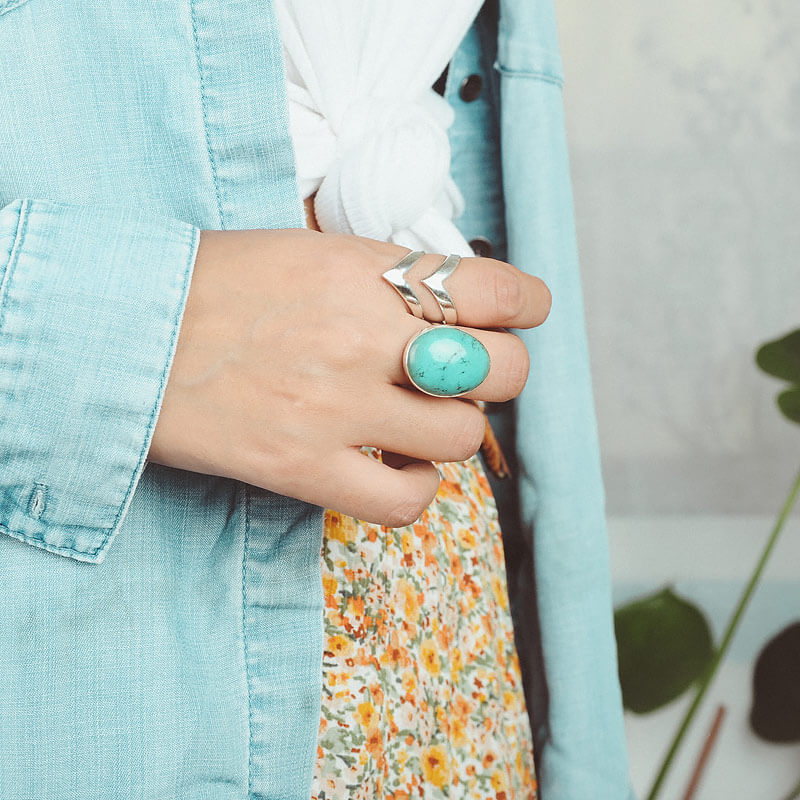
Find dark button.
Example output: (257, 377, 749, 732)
(458, 73, 483, 103)
(469, 237, 493, 258)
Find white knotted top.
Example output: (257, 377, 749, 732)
(276, 0, 483, 256)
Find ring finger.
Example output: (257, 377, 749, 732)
(358, 384, 488, 464)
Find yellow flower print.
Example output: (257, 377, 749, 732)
(346, 594, 365, 619)
(457, 527, 477, 549)
(401, 670, 416, 694)
(327, 634, 353, 658)
(322, 573, 337, 596)
(420, 638, 440, 674)
(325, 510, 358, 544)
(421, 744, 450, 788)
(451, 647, 464, 674)
(356, 701, 377, 728)
(503, 690, 518, 710)
(396, 579, 420, 625)
(436, 706, 450, 736)
(491, 574, 509, 611)
(450, 716, 468, 747)
(312, 456, 537, 799)
(491, 769, 509, 792)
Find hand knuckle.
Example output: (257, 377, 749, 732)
(384, 495, 428, 528)
(503, 339, 530, 398)
(491, 267, 524, 323)
(450, 409, 486, 460)
(326, 321, 367, 369)
(326, 235, 369, 273)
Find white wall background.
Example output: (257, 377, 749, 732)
(555, 2, 800, 795)
(557, 0, 800, 515)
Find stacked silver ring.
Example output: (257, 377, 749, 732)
(381, 250, 460, 325)
(382, 250, 491, 398)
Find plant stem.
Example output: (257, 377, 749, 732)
(681, 705, 726, 800)
(646, 466, 800, 800)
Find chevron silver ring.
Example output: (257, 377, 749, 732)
(380, 250, 426, 319)
(421, 254, 461, 325)
(381, 251, 463, 325)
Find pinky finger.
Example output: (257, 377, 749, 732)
(330, 449, 440, 528)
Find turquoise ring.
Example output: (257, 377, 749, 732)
(402, 326, 490, 397)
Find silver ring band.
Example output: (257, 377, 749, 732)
(381, 250, 426, 319)
(420, 254, 461, 325)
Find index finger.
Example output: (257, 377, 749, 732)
(412, 254, 552, 330)
(366, 241, 551, 330)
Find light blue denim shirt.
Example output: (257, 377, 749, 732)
(0, 0, 633, 798)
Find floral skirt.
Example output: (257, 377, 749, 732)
(311, 455, 537, 799)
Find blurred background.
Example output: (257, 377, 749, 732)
(556, 0, 800, 796)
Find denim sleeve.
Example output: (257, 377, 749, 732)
(496, 2, 636, 797)
(0, 199, 199, 564)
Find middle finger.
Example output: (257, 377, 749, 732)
(385, 322, 531, 403)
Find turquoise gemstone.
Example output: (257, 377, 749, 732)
(404, 326, 490, 397)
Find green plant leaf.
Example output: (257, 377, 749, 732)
(778, 388, 800, 425)
(750, 621, 800, 743)
(756, 329, 800, 383)
(614, 587, 715, 714)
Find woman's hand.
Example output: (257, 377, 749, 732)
(148, 229, 550, 526)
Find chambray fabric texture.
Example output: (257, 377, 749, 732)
(0, 1, 634, 799)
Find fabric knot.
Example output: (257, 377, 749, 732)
(314, 96, 453, 241)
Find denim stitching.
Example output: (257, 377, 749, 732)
(27, 483, 47, 520)
(0, 216, 199, 561)
(0, 0, 32, 18)
(101, 224, 200, 558)
(0, 199, 28, 330)
(189, 0, 225, 229)
(242, 483, 254, 798)
(493, 61, 564, 88)
(0, 523, 102, 562)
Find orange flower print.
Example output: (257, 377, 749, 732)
(453, 693, 470, 719)
(419, 527, 438, 557)
(438, 479, 465, 500)
(365, 726, 383, 759)
(312, 456, 536, 799)
(381, 629, 411, 669)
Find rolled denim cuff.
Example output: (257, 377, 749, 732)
(0, 199, 199, 563)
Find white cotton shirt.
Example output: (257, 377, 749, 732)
(276, 1, 484, 255)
